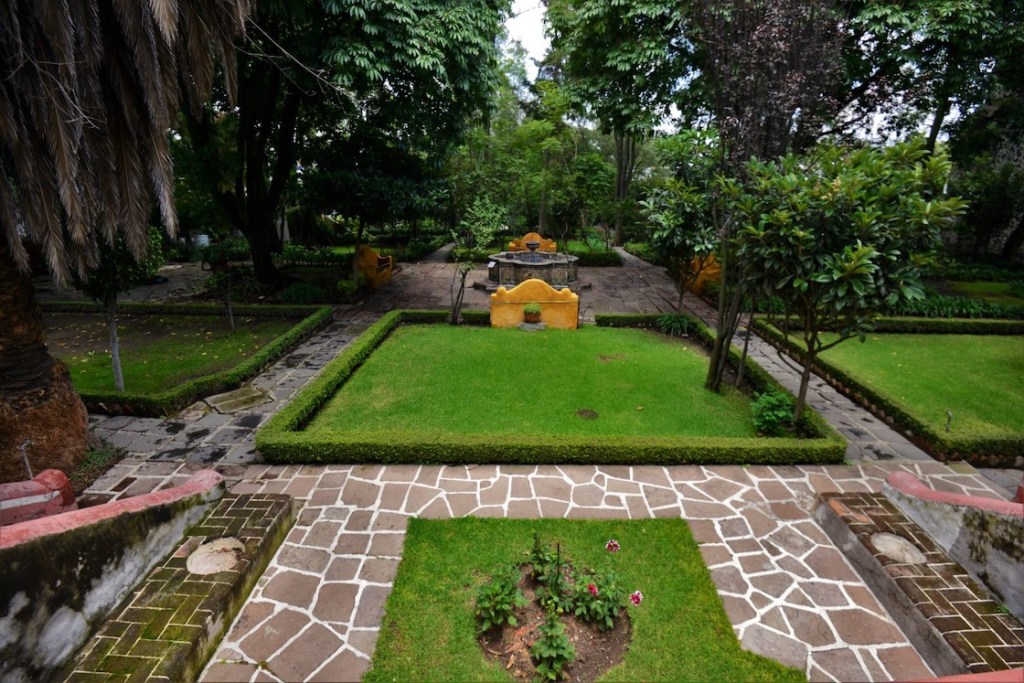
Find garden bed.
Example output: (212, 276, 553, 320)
(364, 518, 803, 683)
(43, 302, 332, 416)
(756, 323, 1024, 466)
(256, 310, 844, 465)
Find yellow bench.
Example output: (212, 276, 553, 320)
(490, 278, 578, 329)
(356, 245, 393, 288)
(508, 231, 557, 253)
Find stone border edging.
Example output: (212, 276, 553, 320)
(886, 472, 1023, 518)
(0, 470, 223, 549)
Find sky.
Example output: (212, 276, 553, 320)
(504, 1, 549, 81)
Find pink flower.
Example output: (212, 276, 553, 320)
(629, 590, 643, 606)
(605, 539, 620, 553)
(588, 583, 599, 597)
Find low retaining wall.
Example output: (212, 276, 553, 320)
(883, 472, 1024, 624)
(0, 470, 224, 682)
(0, 469, 77, 526)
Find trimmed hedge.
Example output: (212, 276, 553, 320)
(567, 249, 623, 267)
(753, 322, 1024, 466)
(256, 310, 845, 465)
(43, 302, 333, 416)
(756, 315, 1024, 336)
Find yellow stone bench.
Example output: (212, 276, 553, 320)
(356, 245, 393, 288)
(490, 278, 578, 329)
(508, 231, 557, 253)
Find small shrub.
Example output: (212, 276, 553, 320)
(751, 391, 795, 436)
(474, 563, 527, 634)
(1008, 279, 1024, 299)
(337, 279, 357, 300)
(570, 568, 627, 631)
(523, 302, 542, 315)
(657, 314, 697, 336)
(530, 611, 575, 682)
(280, 282, 327, 304)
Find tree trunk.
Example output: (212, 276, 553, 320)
(925, 92, 952, 155)
(0, 245, 89, 483)
(1002, 211, 1024, 259)
(612, 132, 639, 246)
(793, 355, 814, 423)
(104, 295, 125, 393)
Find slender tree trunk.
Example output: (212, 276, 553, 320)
(0, 245, 88, 483)
(736, 310, 754, 387)
(612, 132, 639, 246)
(1002, 211, 1024, 259)
(794, 355, 814, 423)
(925, 92, 951, 155)
(104, 295, 125, 392)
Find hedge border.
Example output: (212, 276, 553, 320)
(43, 302, 333, 416)
(753, 321, 1023, 466)
(256, 311, 845, 465)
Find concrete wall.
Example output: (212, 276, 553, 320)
(883, 472, 1024, 623)
(0, 471, 224, 682)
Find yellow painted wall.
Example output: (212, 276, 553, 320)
(490, 278, 578, 329)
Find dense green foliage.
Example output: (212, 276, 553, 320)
(365, 518, 804, 683)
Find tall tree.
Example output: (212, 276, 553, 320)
(183, 0, 510, 285)
(0, 1, 247, 482)
(545, 0, 690, 245)
(694, 0, 845, 392)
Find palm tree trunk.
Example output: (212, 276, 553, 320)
(104, 295, 125, 392)
(0, 246, 88, 483)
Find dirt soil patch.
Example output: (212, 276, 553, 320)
(479, 567, 630, 683)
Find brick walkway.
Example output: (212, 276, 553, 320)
(75, 249, 1021, 681)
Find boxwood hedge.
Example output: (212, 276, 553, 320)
(753, 321, 1023, 466)
(43, 301, 333, 416)
(256, 310, 845, 465)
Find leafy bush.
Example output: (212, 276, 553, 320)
(886, 294, 1024, 319)
(567, 250, 622, 267)
(1009, 280, 1024, 299)
(474, 564, 527, 634)
(280, 282, 327, 304)
(276, 243, 348, 265)
(657, 314, 697, 336)
(751, 391, 795, 436)
(531, 612, 575, 681)
(571, 568, 627, 631)
(203, 236, 251, 265)
(920, 258, 1024, 282)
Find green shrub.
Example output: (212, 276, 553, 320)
(657, 314, 697, 336)
(531, 612, 575, 681)
(280, 282, 327, 304)
(474, 564, 527, 634)
(570, 568, 627, 632)
(886, 294, 1024, 319)
(751, 391, 795, 436)
(1009, 279, 1024, 299)
(920, 258, 1024, 282)
(567, 250, 622, 267)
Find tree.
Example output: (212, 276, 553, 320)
(732, 140, 966, 420)
(0, 1, 247, 482)
(693, 0, 846, 392)
(183, 0, 510, 285)
(72, 230, 165, 393)
(545, 0, 690, 244)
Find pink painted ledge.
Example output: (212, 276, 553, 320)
(886, 472, 1024, 518)
(915, 667, 1024, 682)
(0, 470, 224, 550)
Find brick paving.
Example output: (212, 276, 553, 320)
(63, 493, 295, 682)
(70, 247, 1023, 681)
(819, 492, 1024, 676)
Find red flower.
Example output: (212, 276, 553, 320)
(588, 583, 599, 597)
(629, 590, 643, 606)
(605, 539, 620, 553)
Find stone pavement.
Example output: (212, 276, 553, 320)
(75, 248, 1022, 681)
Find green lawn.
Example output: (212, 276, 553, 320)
(45, 312, 295, 395)
(566, 238, 613, 252)
(366, 518, 803, 683)
(818, 333, 1023, 438)
(306, 325, 757, 438)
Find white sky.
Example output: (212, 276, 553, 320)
(504, 1, 549, 80)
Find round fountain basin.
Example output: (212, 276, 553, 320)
(487, 251, 579, 289)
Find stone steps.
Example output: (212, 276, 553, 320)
(61, 493, 296, 682)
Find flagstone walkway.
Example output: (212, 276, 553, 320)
(76, 249, 1020, 682)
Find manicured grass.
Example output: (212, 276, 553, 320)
(366, 518, 803, 683)
(945, 280, 1024, 306)
(818, 333, 1023, 438)
(306, 325, 756, 438)
(46, 312, 295, 395)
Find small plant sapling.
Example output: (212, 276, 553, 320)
(474, 563, 527, 634)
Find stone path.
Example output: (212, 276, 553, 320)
(74, 249, 1021, 682)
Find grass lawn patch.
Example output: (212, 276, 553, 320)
(43, 303, 332, 416)
(943, 280, 1024, 306)
(366, 518, 803, 683)
(257, 311, 845, 465)
(307, 325, 756, 438)
(818, 333, 1023, 437)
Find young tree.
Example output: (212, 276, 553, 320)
(72, 231, 165, 393)
(732, 140, 966, 420)
(545, 0, 690, 244)
(0, 1, 246, 482)
(450, 197, 506, 324)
